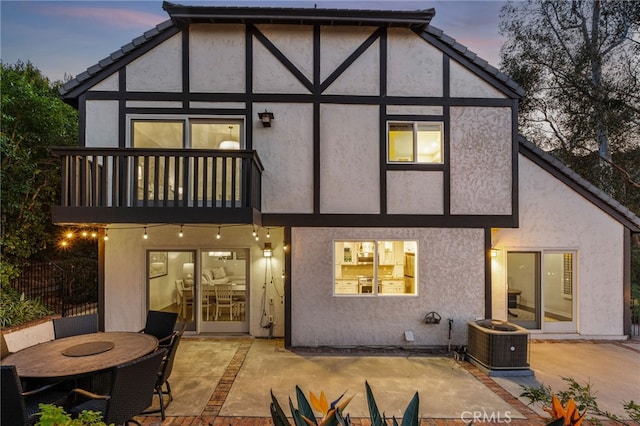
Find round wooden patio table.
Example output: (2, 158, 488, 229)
(1, 332, 158, 381)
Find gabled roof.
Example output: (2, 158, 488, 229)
(519, 135, 640, 232)
(59, 3, 523, 102)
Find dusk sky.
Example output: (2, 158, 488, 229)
(1, 0, 508, 83)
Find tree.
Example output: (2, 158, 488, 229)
(499, 0, 640, 205)
(0, 61, 78, 286)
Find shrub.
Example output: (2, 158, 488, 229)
(0, 284, 52, 328)
(35, 404, 108, 426)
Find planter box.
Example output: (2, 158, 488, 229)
(1, 315, 59, 357)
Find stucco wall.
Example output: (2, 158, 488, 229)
(190, 24, 246, 93)
(386, 171, 444, 214)
(449, 60, 507, 99)
(320, 104, 380, 213)
(126, 33, 182, 92)
(450, 106, 512, 215)
(387, 28, 442, 97)
(290, 227, 485, 347)
(85, 100, 119, 148)
(492, 155, 625, 337)
(103, 225, 285, 337)
(253, 102, 314, 214)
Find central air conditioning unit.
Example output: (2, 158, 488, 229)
(467, 319, 530, 372)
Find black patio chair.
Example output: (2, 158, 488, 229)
(68, 348, 166, 426)
(139, 310, 178, 347)
(53, 313, 99, 339)
(1, 365, 69, 426)
(142, 323, 185, 420)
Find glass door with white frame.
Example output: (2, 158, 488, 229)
(200, 249, 249, 333)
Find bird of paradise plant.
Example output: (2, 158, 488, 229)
(269, 381, 421, 426)
(544, 394, 585, 426)
(270, 385, 354, 426)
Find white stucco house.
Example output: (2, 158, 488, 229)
(53, 2, 640, 348)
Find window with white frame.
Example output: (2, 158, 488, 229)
(387, 121, 443, 164)
(334, 240, 417, 296)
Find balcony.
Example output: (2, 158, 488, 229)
(51, 148, 264, 225)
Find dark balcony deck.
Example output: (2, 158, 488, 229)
(51, 148, 263, 225)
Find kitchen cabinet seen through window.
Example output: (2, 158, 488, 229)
(334, 240, 417, 295)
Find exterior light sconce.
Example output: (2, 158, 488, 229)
(263, 242, 273, 258)
(258, 110, 274, 127)
(490, 248, 499, 258)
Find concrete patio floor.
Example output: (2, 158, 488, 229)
(137, 337, 640, 426)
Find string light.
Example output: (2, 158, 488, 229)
(81, 230, 88, 237)
(178, 225, 184, 238)
(104, 229, 109, 241)
(91, 231, 97, 238)
(66, 231, 74, 239)
(252, 226, 257, 237)
(143, 227, 148, 240)
(266, 228, 271, 238)
(216, 226, 221, 240)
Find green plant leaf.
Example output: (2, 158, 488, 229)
(296, 385, 317, 425)
(365, 381, 384, 426)
(400, 392, 419, 426)
(270, 390, 291, 426)
(290, 397, 310, 426)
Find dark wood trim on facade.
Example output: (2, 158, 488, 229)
(510, 100, 519, 227)
(182, 27, 190, 109)
(262, 214, 516, 228)
(118, 69, 126, 148)
(284, 226, 292, 348)
(245, 24, 254, 151)
(98, 229, 106, 331)
(379, 27, 388, 215)
(623, 228, 631, 336)
(251, 24, 313, 93)
(484, 228, 492, 319)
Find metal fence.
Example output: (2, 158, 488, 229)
(10, 259, 98, 317)
(632, 298, 640, 338)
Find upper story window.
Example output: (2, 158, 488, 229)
(387, 122, 443, 164)
(131, 117, 243, 149)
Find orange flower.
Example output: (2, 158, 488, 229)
(544, 395, 585, 426)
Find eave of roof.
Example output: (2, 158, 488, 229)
(518, 135, 640, 233)
(162, 1, 435, 28)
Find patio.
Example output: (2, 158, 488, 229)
(136, 337, 640, 425)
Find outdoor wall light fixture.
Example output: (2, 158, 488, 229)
(263, 242, 273, 258)
(257, 110, 274, 127)
(490, 248, 499, 258)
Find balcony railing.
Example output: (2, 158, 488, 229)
(51, 148, 263, 224)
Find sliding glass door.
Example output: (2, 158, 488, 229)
(507, 250, 576, 332)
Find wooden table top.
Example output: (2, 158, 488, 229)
(1, 332, 158, 380)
